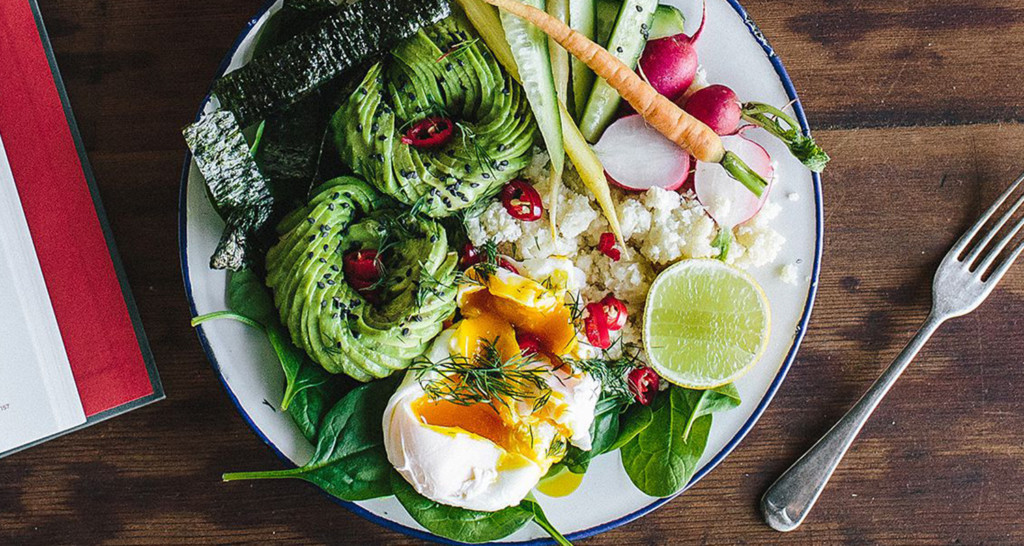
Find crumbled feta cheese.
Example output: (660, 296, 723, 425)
(618, 199, 652, 243)
(778, 263, 799, 285)
(465, 201, 522, 246)
(787, 192, 800, 202)
(465, 160, 787, 365)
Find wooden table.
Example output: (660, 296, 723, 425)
(4, 0, 1023, 543)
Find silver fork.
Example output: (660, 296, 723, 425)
(761, 173, 1024, 532)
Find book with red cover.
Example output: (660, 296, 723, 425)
(0, 0, 163, 457)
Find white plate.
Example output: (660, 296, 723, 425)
(180, 1, 822, 542)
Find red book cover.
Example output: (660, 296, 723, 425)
(0, 0, 163, 455)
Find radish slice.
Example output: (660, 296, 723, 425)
(695, 133, 774, 227)
(593, 114, 691, 192)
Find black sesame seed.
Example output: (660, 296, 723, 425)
(616, 46, 624, 53)
(378, 135, 387, 141)
(331, 265, 340, 272)
(307, 217, 315, 224)
(320, 300, 328, 308)
(429, 234, 439, 243)
(319, 257, 326, 264)
(356, 123, 363, 132)
(327, 280, 336, 286)
(470, 182, 480, 188)
(401, 328, 410, 336)
(328, 203, 336, 211)
(332, 192, 340, 199)
(317, 281, 326, 289)
(308, 235, 316, 242)
(636, 4, 643, 11)
(481, 173, 491, 179)
(308, 252, 314, 259)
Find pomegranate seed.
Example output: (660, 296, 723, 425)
(401, 116, 454, 149)
(343, 249, 380, 283)
(500, 179, 543, 221)
(517, 332, 543, 356)
(600, 294, 628, 331)
(628, 367, 660, 406)
(597, 232, 621, 261)
(460, 243, 482, 269)
(583, 302, 612, 349)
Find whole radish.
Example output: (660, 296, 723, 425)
(636, 0, 706, 102)
(682, 84, 742, 135)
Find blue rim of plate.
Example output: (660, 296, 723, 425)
(178, 1, 823, 543)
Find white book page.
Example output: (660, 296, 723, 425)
(0, 131, 86, 453)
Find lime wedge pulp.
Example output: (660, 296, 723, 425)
(643, 259, 771, 389)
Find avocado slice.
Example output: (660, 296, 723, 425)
(333, 18, 537, 218)
(265, 177, 457, 381)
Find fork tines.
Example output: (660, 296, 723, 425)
(952, 172, 1024, 284)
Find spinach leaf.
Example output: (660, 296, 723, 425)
(681, 384, 741, 440)
(222, 269, 322, 409)
(606, 398, 656, 453)
(561, 396, 621, 474)
(285, 362, 351, 442)
(223, 378, 399, 501)
(620, 385, 738, 497)
(521, 496, 573, 546)
(391, 472, 533, 543)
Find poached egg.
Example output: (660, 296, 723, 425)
(382, 257, 600, 511)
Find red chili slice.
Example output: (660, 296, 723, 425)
(401, 116, 454, 149)
(516, 332, 543, 356)
(597, 232, 621, 261)
(500, 179, 544, 221)
(600, 294, 628, 331)
(628, 367, 660, 406)
(583, 302, 612, 349)
(343, 249, 380, 283)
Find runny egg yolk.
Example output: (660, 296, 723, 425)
(455, 268, 577, 358)
(413, 266, 583, 471)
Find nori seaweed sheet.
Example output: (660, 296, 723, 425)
(283, 0, 344, 13)
(184, 110, 274, 270)
(213, 0, 451, 127)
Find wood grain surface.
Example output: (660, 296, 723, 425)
(3, 0, 1024, 544)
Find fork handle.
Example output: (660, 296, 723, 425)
(761, 312, 946, 532)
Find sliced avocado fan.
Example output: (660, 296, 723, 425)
(333, 18, 537, 218)
(265, 177, 458, 382)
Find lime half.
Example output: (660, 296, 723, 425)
(643, 259, 771, 389)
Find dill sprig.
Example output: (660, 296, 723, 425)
(411, 337, 553, 413)
(565, 340, 645, 406)
(416, 258, 455, 307)
(455, 121, 498, 180)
